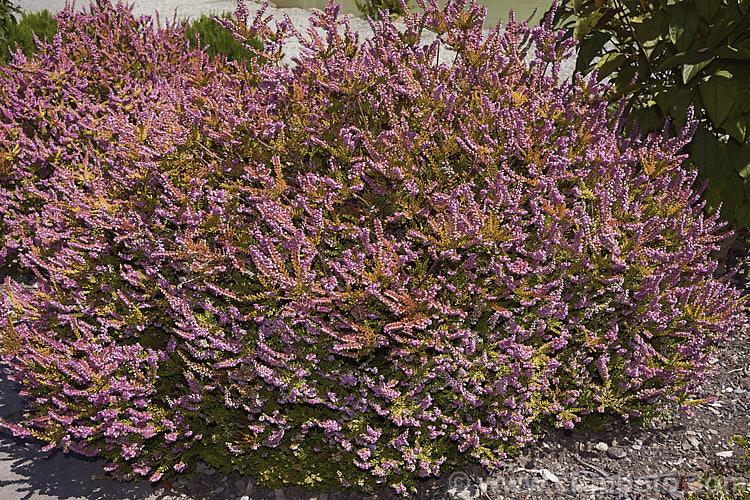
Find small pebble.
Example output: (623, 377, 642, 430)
(275, 488, 286, 500)
(594, 442, 609, 452)
(716, 450, 733, 458)
(632, 444, 641, 450)
(607, 446, 627, 459)
(541, 468, 559, 483)
(245, 479, 255, 495)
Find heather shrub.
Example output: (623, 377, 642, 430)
(0, 0, 746, 496)
(0, 9, 57, 64)
(0, 0, 257, 272)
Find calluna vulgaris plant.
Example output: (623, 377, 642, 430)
(0, 0, 746, 495)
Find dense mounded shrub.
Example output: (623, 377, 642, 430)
(550, 0, 750, 230)
(0, 0, 746, 495)
(0, 9, 57, 64)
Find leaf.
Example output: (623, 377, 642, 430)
(669, 89, 695, 130)
(576, 31, 611, 73)
(615, 65, 637, 90)
(594, 52, 627, 80)
(682, 59, 714, 84)
(707, 16, 745, 50)
(668, 4, 700, 52)
(733, 203, 750, 229)
(699, 74, 737, 126)
(612, 79, 647, 101)
(728, 16, 750, 46)
(704, 181, 727, 214)
(658, 48, 714, 72)
(725, 115, 748, 143)
(654, 87, 678, 117)
(690, 126, 718, 177)
(632, 13, 665, 45)
(695, 0, 722, 21)
(736, 90, 750, 113)
(730, 141, 750, 179)
(714, 45, 750, 60)
(574, 9, 607, 41)
(725, 174, 745, 204)
(628, 105, 663, 134)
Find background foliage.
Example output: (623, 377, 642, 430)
(550, 0, 750, 229)
(0, 0, 20, 44)
(183, 11, 263, 67)
(0, 9, 56, 64)
(0, 7, 262, 65)
(354, 0, 410, 20)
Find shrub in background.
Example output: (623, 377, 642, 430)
(0, 8, 263, 66)
(354, 0, 409, 20)
(0, 9, 57, 64)
(184, 11, 264, 67)
(550, 0, 750, 231)
(0, 0, 746, 495)
(0, 0, 19, 44)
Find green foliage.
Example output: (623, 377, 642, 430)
(683, 435, 750, 499)
(550, 0, 750, 229)
(354, 0, 409, 19)
(183, 12, 263, 66)
(0, 0, 17, 39)
(0, 9, 262, 67)
(734, 435, 750, 473)
(0, 0, 19, 44)
(686, 475, 750, 499)
(0, 7, 56, 64)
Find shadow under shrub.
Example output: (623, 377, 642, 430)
(0, 0, 746, 495)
